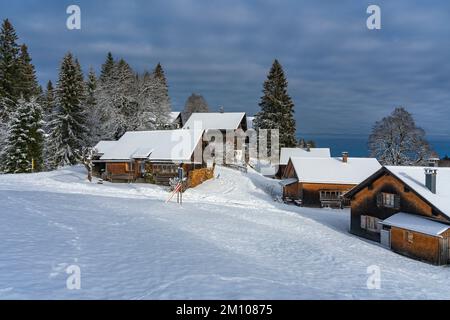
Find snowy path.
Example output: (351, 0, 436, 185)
(0, 166, 450, 299)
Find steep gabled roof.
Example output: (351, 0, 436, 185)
(183, 112, 246, 130)
(288, 157, 381, 185)
(100, 129, 204, 163)
(346, 166, 450, 218)
(280, 147, 331, 165)
(169, 112, 181, 123)
(387, 166, 450, 216)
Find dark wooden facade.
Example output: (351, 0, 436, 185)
(346, 167, 450, 265)
(281, 159, 355, 208)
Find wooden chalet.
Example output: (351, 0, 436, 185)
(183, 112, 248, 165)
(345, 165, 450, 265)
(276, 147, 331, 178)
(94, 129, 210, 186)
(280, 153, 381, 208)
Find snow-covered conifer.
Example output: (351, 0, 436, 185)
(47, 52, 88, 168)
(3, 97, 44, 173)
(254, 59, 296, 149)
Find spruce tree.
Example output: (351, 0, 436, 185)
(48, 52, 88, 167)
(99, 52, 114, 84)
(3, 97, 44, 173)
(85, 67, 98, 143)
(254, 59, 296, 148)
(86, 67, 97, 111)
(43, 80, 55, 115)
(151, 63, 171, 127)
(0, 19, 20, 123)
(17, 44, 39, 100)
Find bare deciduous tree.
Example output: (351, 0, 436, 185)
(368, 107, 436, 166)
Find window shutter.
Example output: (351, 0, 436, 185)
(360, 215, 367, 229)
(376, 193, 383, 207)
(394, 195, 401, 210)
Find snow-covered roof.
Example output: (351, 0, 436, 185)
(278, 178, 298, 186)
(381, 212, 450, 237)
(280, 147, 331, 165)
(386, 166, 450, 216)
(289, 157, 381, 185)
(183, 112, 246, 130)
(94, 141, 117, 155)
(169, 112, 181, 123)
(100, 129, 204, 163)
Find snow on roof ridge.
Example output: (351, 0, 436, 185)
(279, 147, 331, 165)
(183, 112, 246, 130)
(100, 129, 204, 161)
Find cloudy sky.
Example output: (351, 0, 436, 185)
(2, 0, 450, 139)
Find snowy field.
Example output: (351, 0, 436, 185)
(0, 165, 450, 299)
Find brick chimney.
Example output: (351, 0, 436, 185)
(425, 168, 437, 194)
(342, 152, 349, 163)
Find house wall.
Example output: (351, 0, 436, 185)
(390, 227, 441, 264)
(283, 183, 300, 199)
(276, 165, 286, 178)
(349, 172, 448, 241)
(300, 183, 355, 207)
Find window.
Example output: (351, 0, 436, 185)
(360, 215, 382, 233)
(405, 231, 414, 243)
(377, 193, 400, 209)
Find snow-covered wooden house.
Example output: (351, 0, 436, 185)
(94, 129, 208, 186)
(276, 147, 331, 178)
(183, 112, 248, 165)
(346, 165, 450, 265)
(280, 153, 381, 207)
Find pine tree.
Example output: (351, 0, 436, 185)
(254, 59, 296, 148)
(86, 67, 97, 110)
(48, 52, 88, 167)
(99, 52, 114, 84)
(3, 97, 44, 173)
(85, 67, 98, 143)
(0, 19, 20, 125)
(181, 93, 209, 123)
(17, 44, 39, 100)
(43, 80, 55, 116)
(151, 63, 171, 127)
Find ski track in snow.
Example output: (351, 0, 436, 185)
(0, 165, 450, 299)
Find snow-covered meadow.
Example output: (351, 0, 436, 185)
(1, 166, 450, 299)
